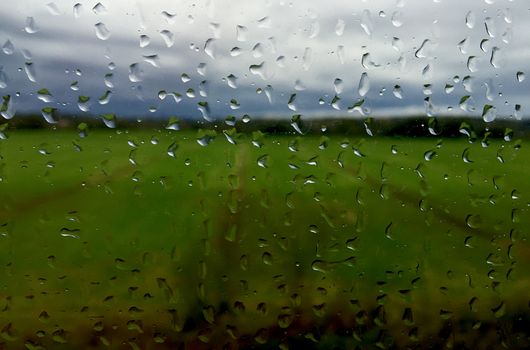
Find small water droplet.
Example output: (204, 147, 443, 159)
(160, 30, 174, 47)
(24, 17, 39, 34)
(94, 22, 111, 40)
(358, 72, 370, 97)
(92, 2, 107, 14)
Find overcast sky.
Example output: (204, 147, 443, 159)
(0, 0, 528, 122)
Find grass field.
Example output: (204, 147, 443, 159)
(0, 128, 529, 349)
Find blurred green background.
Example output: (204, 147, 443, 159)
(0, 128, 528, 349)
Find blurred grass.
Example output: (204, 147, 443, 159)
(0, 129, 529, 348)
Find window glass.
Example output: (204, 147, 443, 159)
(0, 1, 529, 348)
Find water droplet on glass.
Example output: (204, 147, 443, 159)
(94, 22, 111, 40)
(249, 62, 267, 80)
(41, 107, 57, 124)
(358, 72, 370, 97)
(466, 214, 482, 229)
(160, 30, 174, 47)
(457, 37, 469, 54)
(101, 113, 116, 128)
(335, 19, 345, 36)
(360, 10, 373, 36)
(2, 40, 14, 55)
(139, 34, 150, 48)
(142, 54, 160, 68)
(257, 16, 271, 28)
(161, 11, 176, 24)
(73, 3, 83, 18)
(490, 46, 501, 68)
(466, 56, 479, 72)
(302, 47, 312, 71)
(484, 17, 496, 38)
(287, 94, 297, 111)
(482, 104, 496, 122)
(257, 154, 268, 168)
(252, 43, 264, 58)
(415, 39, 434, 58)
(24, 62, 37, 82)
(204, 38, 216, 59)
(236, 25, 247, 42)
(424, 149, 436, 161)
(393, 85, 403, 99)
(391, 11, 403, 27)
(333, 78, 343, 94)
(24, 17, 39, 34)
(77, 96, 90, 112)
(92, 2, 107, 14)
(128, 63, 143, 82)
(465, 11, 475, 28)
(37, 89, 53, 103)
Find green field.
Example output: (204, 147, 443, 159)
(0, 129, 529, 349)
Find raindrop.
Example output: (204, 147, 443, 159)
(466, 56, 479, 73)
(457, 37, 469, 54)
(160, 30, 174, 47)
(415, 39, 434, 58)
(230, 47, 242, 56)
(489, 47, 501, 68)
(24, 17, 39, 34)
(128, 63, 143, 82)
(309, 20, 320, 38)
(422, 64, 432, 79)
(257, 154, 268, 168)
(393, 85, 403, 99)
(335, 19, 345, 36)
(360, 10, 373, 36)
(465, 11, 475, 28)
(480, 39, 490, 53)
(101, 113, 116, 128)
(104, 73, 114, 88)
(142, 54, 160, 67)
(226, 74, 238, 88)
(139, 34, 150, 48)
(0, 68, 8, 88)
(73, 3, 83, 18)
(249, 62, 267, 80)
(481, 104, 496, 122)
(337, 45, 345, 64)
(41, 107, 57, 124)
(98, 90, 112, 104)
(204, 38, 216, 59)
(358, 72, 370, 97)
(257, 16, 271, 28)
(252, 43, 264, 58)
(92, 2, 107, 14)
(484, 17, 495, 38)
(77, 96, 90, 112)
(287, 94, 297, 111)
(95, 23, 111, 40)
(392, 37, 403, 52)
(391, 11, 403, 27)
(161, 11, 176, 24)
(24, 62, 37, 82)
(302, 47, 312, 71)
(333, 78, 343, 94)
(2, 40, 14, 55)
(37, 89, 53, 102)
(236, 25, 248, 42)
(465, 214, 481, 229)
(424, 149, 436, 161)
(197, 63, 207, 76)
